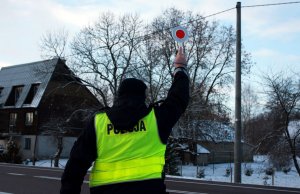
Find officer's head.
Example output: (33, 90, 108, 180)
(117, 78, 147, 100)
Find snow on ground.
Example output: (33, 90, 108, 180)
(26, 159, 68, 169)
(26, 155, 300, 189)
(177, 155, 300, 188)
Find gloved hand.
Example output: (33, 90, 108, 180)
(173, 46, 187, 69)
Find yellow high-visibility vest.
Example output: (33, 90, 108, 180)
(89, 108, 166, 187)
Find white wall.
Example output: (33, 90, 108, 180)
(35, 135, 77, 159)
(20, 135, 36, 159)
(13, 135, 76, 160)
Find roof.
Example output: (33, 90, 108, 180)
(197, 144, 210, 154)
(178, 143, 210, 154)
(0, 58, 59, 108)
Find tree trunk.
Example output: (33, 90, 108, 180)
(32, 135, 38, 166)
(292, 152, 300, 176)
(284, 118, 300, 176)
(54, 136, 63, 167)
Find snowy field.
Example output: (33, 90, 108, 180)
(177, 155, 300, 188)
(27, 155, 300, 189)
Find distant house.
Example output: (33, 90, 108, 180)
(0, 58, 101, 160)
(176, 121, 254, 165)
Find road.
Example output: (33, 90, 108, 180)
(1, 163, 300, 194)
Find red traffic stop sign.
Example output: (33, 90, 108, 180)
(171, 26, 189, 43)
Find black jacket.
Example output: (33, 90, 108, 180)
(60, 71, 189, 194)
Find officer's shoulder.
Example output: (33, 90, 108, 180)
(94, 106, 110, 116)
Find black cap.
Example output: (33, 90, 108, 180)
(118, 78, 147, 98)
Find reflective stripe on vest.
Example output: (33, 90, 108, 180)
(89, 108, 166, 187)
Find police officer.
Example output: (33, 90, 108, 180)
(60, 47, 189, 194)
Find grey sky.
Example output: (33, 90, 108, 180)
(1, 0, 299, 115)
(1, 0, 299, 70)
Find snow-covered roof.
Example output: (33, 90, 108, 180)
(0, 58, 58, 108)
(178, 143, 189, 150)
(197, 144, 210, 154)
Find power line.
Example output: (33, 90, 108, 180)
(64, 7, 236, 58)
(137, 7, 235, 41)
(132, 1, 300, 43)
(64, 1, 300, 59)
(242, 1, 300, 8)
(202, 7, 235, 19)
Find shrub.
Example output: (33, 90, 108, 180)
(263, 175, 269, 185)
(282, 166, 291, 174)
(268, 141, 292, 170)
(164, 137, 181, 176)
(244, 168, 254, 176)
(244, 164, 253, 176)
(225, 167, 231, 177)
(0, 139, 22, 164)
(197, 168, 205, 178)
(265, 167, 275, 176)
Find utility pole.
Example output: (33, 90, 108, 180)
(234, 1, 242, 183)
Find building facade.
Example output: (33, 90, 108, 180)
(0, 58, 101, 160)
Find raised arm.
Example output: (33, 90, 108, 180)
(154, 46, 190, 144)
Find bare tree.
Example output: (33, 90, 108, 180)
(39, 8, 252, 141)
(132, 28, 173, 103)
(40, 8, 251, 110)
(42, 117, 66, 167)
(71, 12, 144, 106)
(39, 28, 69, 59)
(144, 8, 251, 138)
(264, 72, 300, 175)
(40, 103, 97, 167)
(242, 84, 258, 141)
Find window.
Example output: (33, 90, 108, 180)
(9, 113, 17, 126)
(24, 84, 40, 104)
(33, 84, 39, 96)
(15, 86, 23, 103)
(25, 112, 34, 126)
(24, 138, 31, 150)
(5, 85, 24, 106)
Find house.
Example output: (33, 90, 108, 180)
(176, 121, 254, 165)
(0, 58, 101, 160)
(177, 140, 210, 165)
(196, 144, 210, 165)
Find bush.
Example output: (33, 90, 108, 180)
(164, 137, 181, 176)
(244, 168, 254, 176)
(263, 175, 269, 185)
(244, 164, 253, 176)
(225, 167, 231, 177)
(265, 167, 275, 176)
(268, 141, 292, 170)
(197, 168, 205, 178)
(0, 139, 22, 164)
(282, 166, 291, 174)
